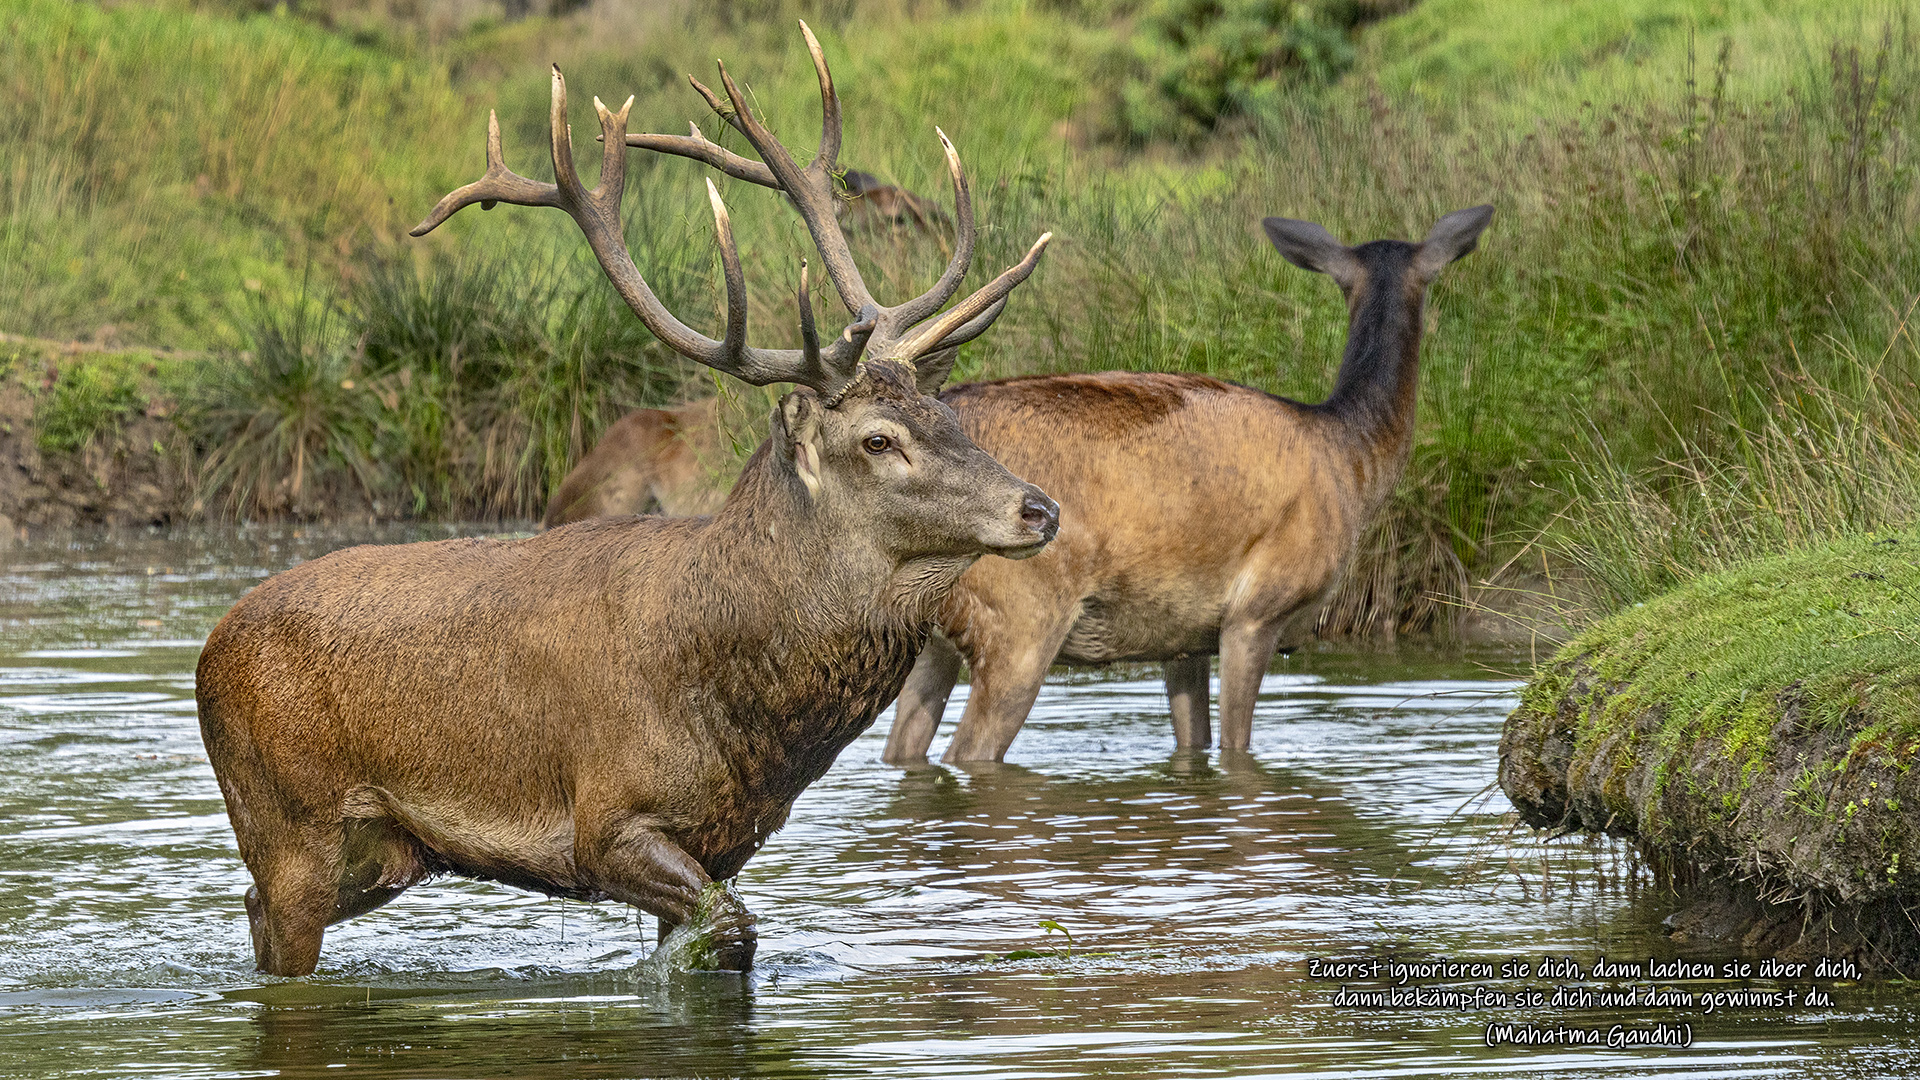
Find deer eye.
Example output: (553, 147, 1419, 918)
(863, 434, 893, 455)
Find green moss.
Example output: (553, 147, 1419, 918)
(20, 346, 197, 456)
(1539, 530, 1920, 813)
(34, 361, 143, 455)
(643, 881, 754, 975)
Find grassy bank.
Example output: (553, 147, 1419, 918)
(0, 336, 200, 527)
(6, 0, 1917, 635)
(1500, 530, 1920, 967)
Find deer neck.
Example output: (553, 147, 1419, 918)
(1318, 269, 1427, 496)
(684, 448, 964, 750)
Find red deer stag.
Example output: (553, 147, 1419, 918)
(195, 25, 1056, 977)
(883, 206, 1494, 763)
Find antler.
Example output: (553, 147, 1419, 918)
(412, 66, 867, 394)
(620, 21, 1052, 375)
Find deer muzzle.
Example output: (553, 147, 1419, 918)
(996, 485, 1059, 559)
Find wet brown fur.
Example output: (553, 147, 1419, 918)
(196, 361, 1058, 975)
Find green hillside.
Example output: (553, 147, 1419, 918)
(3, 0, 1914, 634)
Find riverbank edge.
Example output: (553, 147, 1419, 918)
(0, 336, 198, 533)
(1499, 533, 1920, 974)
(0, 338, 1574, 642)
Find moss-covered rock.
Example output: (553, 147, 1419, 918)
(1502, 531, 1920, 970)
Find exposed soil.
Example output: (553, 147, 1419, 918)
(0, 350, 191, 531)
(1504, 657, 1920, 975)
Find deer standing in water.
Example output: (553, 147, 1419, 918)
(544, 208, 1492, 763)
(196, 25, 1057, 976)
(533, 62, 1495, 756)
(884, 207, 1494, 762)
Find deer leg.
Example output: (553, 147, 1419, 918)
(884, 633, 963, 764)
(576, 821, 755, 970)
(1165, 655, 1212, 749)
(941, 615, 1074, 764)
(331, 817, 431, 924)
(1217, 620, 1285, 753)
(242, 834, 342, 977)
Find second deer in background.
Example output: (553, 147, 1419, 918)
(884, 207, 1494, 763)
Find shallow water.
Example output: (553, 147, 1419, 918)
(0, 526, 1912, 1079)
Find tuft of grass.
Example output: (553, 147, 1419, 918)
(34, 359, 145, 455)
(1557, 308, 1920, 608)
(188, 249, 692, 519)
(192, 294, 381, 519)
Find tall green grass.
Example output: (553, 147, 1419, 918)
(0, 0, 470, 346)
(1557, 298, 1920, 608)
(17, 0, 1920, 638)
(945, 20, 1920, 630)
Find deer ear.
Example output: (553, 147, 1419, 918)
(911, 347, 960, 394)
(777, 389, 824, 500)
(1414, 205, 1494, 279)
(1262, 217, 1362, 289)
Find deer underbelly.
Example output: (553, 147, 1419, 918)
(343, 786, 590, 899)
(1055, 592, 1223, 664)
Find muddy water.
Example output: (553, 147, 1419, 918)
(0, 526, 1913, 1079)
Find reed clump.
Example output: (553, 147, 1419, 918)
(185, 254, 688, 519)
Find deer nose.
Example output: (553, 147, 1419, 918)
(1020, 491, 1059, 541)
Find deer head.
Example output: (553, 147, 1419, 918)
(411, 23, 1058, 561)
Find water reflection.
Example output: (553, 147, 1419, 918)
(0, 526, 1913, 1078)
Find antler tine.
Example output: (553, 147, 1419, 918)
(547, 66, 589, 205)
(887, 127, 978, 331)
(687, 74, 740, 137)
(410, 109, 563, 236)
(706, 179, 749, 364)
(711, 60, 878, 318)
(798, 20, 841, 178)
(797, 260, 820, 370)
(713, 63, 806, 190)
(922, 295, 1008, 351)
(895, 232, 1053, 361)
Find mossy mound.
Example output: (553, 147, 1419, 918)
(1501, 531, 1920, 971)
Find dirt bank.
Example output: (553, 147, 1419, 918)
(0, 336, 193, 529)
(1501, 532, 1920, 973)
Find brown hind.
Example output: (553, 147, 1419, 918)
(544, 398, 726, 526)
(883, 206, 1494, 763)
